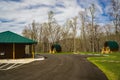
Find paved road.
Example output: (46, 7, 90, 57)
(0, 54, 108, 80)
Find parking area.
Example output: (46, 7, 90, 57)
(0, 56, 45, 70)
(0, 54, 108, 80)
(0, 63, 23, 70)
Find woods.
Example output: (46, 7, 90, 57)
(22, 0, 120, 53)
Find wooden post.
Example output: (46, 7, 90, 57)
(32, 45, 34, 58)
(13, 43, 15, 59)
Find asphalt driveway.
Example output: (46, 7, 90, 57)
(0, 54, 108, 80)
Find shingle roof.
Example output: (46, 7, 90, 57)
(0, 31, 37, 44)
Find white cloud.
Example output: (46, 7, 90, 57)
(0, 21, 25, 34)
(54, 0, 84, 25)
(0, 0, 108, 35)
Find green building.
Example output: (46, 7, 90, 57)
(104, 41, 119, 51)
(0, 31, 37, 59)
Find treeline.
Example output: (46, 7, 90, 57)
(22, 0, 120, 53)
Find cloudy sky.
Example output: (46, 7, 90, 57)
(0, 0, 111, 35)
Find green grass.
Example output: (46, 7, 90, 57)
(88, 52, 120, 80)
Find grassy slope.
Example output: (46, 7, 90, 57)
(88, 53, 120, 80)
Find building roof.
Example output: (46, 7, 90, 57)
(104, 41, 119, 51)
(0, 31, 37, 44)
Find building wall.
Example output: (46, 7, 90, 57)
(15, 44, 25, 58)
(0, 43, 26, 59)
(0, 43, 13, 58)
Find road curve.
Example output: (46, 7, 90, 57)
(0, 54, 108, 80)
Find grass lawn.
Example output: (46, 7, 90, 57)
(88, 52, 120, 80)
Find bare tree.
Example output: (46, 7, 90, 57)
(47, 11, 62, 43)
(79, 10, 87, 52)
(69, 17, 78, 53)
(94, 24, 101, 52)
(22, 20, 39, 41)
(39, 23, 49, 52)
(109, 0, 120, 34)
(108, 0, 120, 51)
(103, 24, 114, 40)
(60, 20, 73, 52)
(89, 4, 96, 52)
(22, 26, 31, 38)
